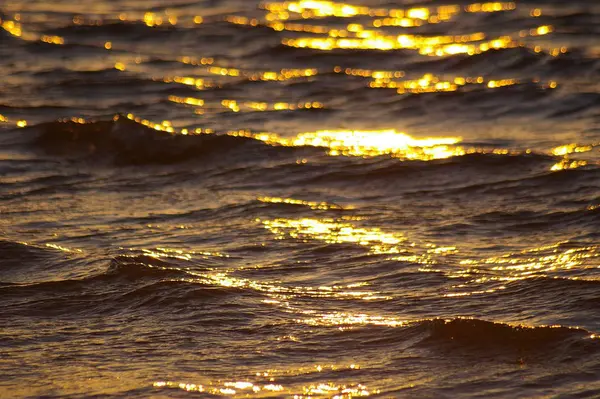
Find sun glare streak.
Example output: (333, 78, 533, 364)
(0, 17, 65, 44)
(549, 143, 596, 171)
(47, 114, 597, 175)
(437, 241, 600, 297)
(282, 33, 522, 56)
(153, 366, 376, 398)
(230, 129, 464, 160)
(258, 196, 349, 210)
(300, 311, 412, 327)
(246, 2, 556, 57)
(550, 159, 588, 171)
(262, 217, 406, 254)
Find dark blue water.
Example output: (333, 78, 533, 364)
(1, 0, 599, 397)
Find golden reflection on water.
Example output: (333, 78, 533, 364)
(550, 143, 595, 171)
(263, 1, 515, 20)
(140, 247, 228, 261)
(114, 62, 126, 71)
(129, 225, 393, 303)
(442, 241, 600, 297)
(362, 71, 526, 93)
(44, 243, 84, 253)
(215, 1, 569, 59)
(219, 100, 323, 113)
(0, 16, 65, 44)
(15, 241, 84, 254)
(177, 56, 215, 66)
(0, 113, 28, 128)
(126, 246, 387, 302)
(551, 144, 594, 156)
(301, 311, 411, 327)
(280, 28, 557, 56)
(231, 129, 464, 160)
(176, 55, 318, 82)
(168, 95, 205, 107)
(462, 243, 600, 275)
(168, 267, 387, 302)
(3, 3, 599, 396)
(120, 113, 176, 133)
(12, 115, 596, 174)
(255, 1, 555, 56)
(282, 33, 520, 56)
(550, 159, 588, 171)
(466, 2, 516, 12)
(260, 217, 458, 268)
(262, 217, 406, 254)
(16, 114, 594, 174)
(258, 196, 348, 210)
(70, 11, 204, 28)
(167, 64, 317, 85)
(164, 76, 209, 89)
(1, 17, 25, 38)
(153, 363, 375, 397)
(246, 101, 323, 112)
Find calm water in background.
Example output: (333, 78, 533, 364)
(1, 0, 599, 397)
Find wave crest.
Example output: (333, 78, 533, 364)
(29, 117, 265, 164)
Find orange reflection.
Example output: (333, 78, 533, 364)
(282, 33, 519, 56)
(0, 17, 64, 44)
(445, 241, 600, 297)
(230, 129, 463, 160)
(258, 196, 348, 210)
(153, 365, 376, 398)
(262, 217, 406, 254)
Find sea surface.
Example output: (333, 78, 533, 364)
(1, 0, 599, 397)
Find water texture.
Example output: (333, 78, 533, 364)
(1, 0, 599, 397)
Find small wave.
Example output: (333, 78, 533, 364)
(410, 163, 598, 203)
(467, 205, 600, 233)
(116, 279, 243, 310)
(397, 317, 599, 362)
(299, 316, 599, 360)
(20, 115, 592, 195)
(18, 115, 588, 169)
(0, 256, 185, 293)
(413, 318, 600, 362)
(0, 239, 90, 284)
(421, 318, 592, 347)
(48, 21, 163, 39)
(499, 276, 600, 305)
(0, 255, 244, 317)
(0, 239, 50, 264)
(106, 255, 191, 279)
(25, 117, 267, 164)
(302, 152, 552, 187)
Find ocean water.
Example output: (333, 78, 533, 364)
(1, 0, 599, 397)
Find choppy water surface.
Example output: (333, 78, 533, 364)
(1, 0, 600, 397)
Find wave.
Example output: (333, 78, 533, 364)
(301, 152, 554, 188)
(1, 241, 599, 357)
(48, 21, 167, 38)
(0, 239, 95, 284)
(0, 239, 54, 268)
(295, 316, 599, 361)
(418, 318, 598, 356)
(21, 117, 270, 164)
(466, 205, 600, 233)
(11, 116, 595, 191)
(0, 254, 247, 317)
(0, 253, 185, 291)
(499, 275, 600, 304)
(402, 164, 598, 214)
(9, 118, 475, 165)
